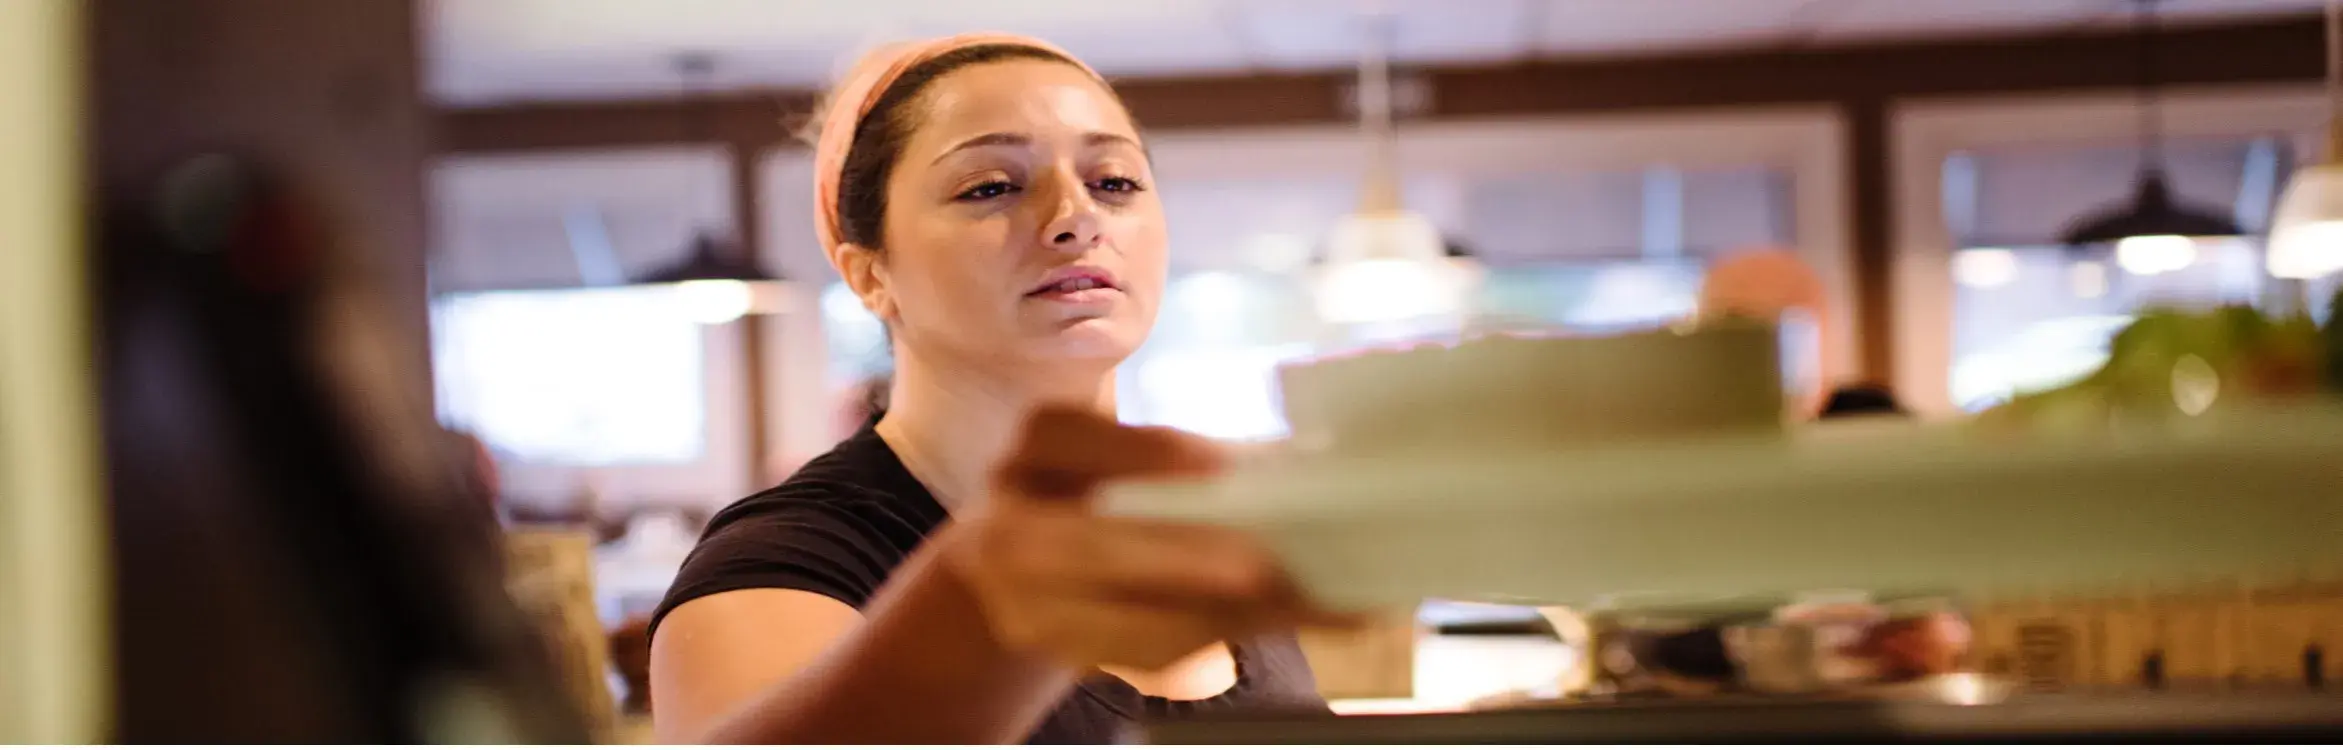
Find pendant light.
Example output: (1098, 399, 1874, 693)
(633, 52, 785, 324)
(2267, 0, 2343, 281)
(2056, 0, 2242, 276)
(1312, 2, 1481, 325)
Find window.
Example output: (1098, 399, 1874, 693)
(1943, 135, 2294, 411)
(431, 287, 708, 466)
(1890, 91, 2330, 416)
(1946, 243, 2268, 411)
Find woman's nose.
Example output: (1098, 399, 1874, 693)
(1038, 174, 1101, 254)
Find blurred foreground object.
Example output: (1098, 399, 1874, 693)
(96, 155, 591, 742)
(0, 0, 107, 741)
(1107, 316, 2343, 631)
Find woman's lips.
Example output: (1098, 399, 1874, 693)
(1025, 268, 1122, 306)
(1027, 276, 1113, 296)
(1026, 284, 1120, 305)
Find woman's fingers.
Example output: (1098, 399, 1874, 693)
(987, 511, 1290, 607)
(995, 406, 1227, 501)
(948, 405, 1368, 671)
(984, 595, 1274, 672)
(952, 510, 1359, 635)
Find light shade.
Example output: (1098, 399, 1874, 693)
(635, 231, 781, 285)
(635, 232, 786, 324)
(1312, 211, 1481, 324)
(2267, 163, 2343, 280)
(2056, 171, 2242, 248)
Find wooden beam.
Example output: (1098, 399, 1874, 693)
(436, 14, 2322, 155)
(1844, 97, 1895, 386)
(727, 146, 776, 492)
(1112, 72, 1349, 130)
(438, 93, 816, 154)
(1431, 14, 2322, 117)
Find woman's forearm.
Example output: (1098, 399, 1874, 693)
(696, 527, 1077, 744)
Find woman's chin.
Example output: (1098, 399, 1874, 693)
(1030, 317, 1144, 363)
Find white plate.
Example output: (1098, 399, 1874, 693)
(1100, 405, 2343, 610)
(1277, 325, 1786, 457)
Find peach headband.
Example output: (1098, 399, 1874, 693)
(811, 33, 1100, 256)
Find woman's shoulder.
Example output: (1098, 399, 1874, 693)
(704, 427, 945, 541)
(650, 429, 945, 634)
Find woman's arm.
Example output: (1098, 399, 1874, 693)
(649, 527, 1074, 745)
(649, 408, 1354, 744)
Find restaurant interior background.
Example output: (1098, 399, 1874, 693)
(10, 0, 2343, 742)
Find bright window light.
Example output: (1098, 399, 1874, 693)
(673, 279, 754, 324)
(2115, 235, 2198, 276)
(431, 287, 706, 466)
(1953, 248, 2019, 289)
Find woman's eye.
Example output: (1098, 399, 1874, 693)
(956, 181, 1017, 201)
(1093, 176, 1145, 193)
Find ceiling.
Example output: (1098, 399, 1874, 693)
(426, 0, 2325, 106)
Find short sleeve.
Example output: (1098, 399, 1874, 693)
(646, 496, 904, 643)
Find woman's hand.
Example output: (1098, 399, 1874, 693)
(937, 405, 1355, 671)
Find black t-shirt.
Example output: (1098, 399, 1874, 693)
(650, 424, 1330, 744)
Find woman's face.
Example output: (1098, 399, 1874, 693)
(861, 59, 1165, 373)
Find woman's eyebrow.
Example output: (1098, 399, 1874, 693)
(932, 131, 1142, 165)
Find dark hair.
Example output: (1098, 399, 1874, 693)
(834, 43, 1092, 251)
(852, 373, 892, 422)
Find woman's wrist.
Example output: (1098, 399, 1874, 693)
(876, 522, 1082, 715)
(707, 524, 1080, 745)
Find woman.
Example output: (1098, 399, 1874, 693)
(648, 34, 1354, 744)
